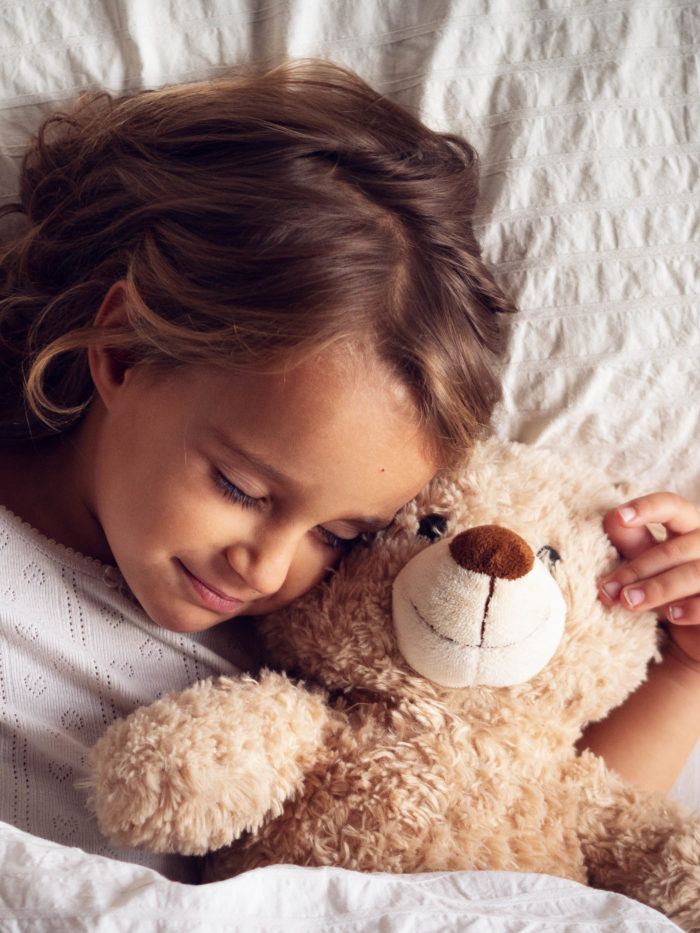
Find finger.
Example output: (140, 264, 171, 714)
(615, 492, 700, 537)
(603, 508, 657, 562)
(612, 560, 700, 614)
(667, 597, 700, 627)
(599, 528, 700, 601)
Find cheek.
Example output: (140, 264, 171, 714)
(248, 542, 337, 616)
(97, 448, 200, 562)
(284, 541, 335, 597)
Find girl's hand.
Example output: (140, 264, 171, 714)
(598, 493, 700, 664)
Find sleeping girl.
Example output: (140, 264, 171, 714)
(0, 60, 698, 880)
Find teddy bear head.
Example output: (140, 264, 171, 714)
(259, 438, 659, 733)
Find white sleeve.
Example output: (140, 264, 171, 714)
(0, 509, 241, 879)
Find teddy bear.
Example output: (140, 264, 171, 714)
(88, 437, 700, 931)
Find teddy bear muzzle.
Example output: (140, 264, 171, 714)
(392, 525, 566, 688)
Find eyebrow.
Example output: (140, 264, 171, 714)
(209, 429, 398, 531)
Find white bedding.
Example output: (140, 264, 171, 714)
(0, 0, 697, 926)
(0, 822, 683, 932)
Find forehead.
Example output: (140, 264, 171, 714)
(185, 354, 439, 516)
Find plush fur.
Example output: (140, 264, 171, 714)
(88, 438, 700, 930)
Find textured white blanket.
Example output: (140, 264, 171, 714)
(0, 823, 684, 931)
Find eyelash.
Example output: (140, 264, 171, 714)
(317, 527, 357, 551)
(214, 471, 360, 551)
(214, 471, 262, 510)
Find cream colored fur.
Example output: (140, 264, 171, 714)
(88, 439, 700, 931)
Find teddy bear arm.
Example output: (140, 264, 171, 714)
(577, 756, 700, 932)
(86, 670, 331, 856)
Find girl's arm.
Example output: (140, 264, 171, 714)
(579, 493, 700, 793)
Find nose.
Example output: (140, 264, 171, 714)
(224, 526, 300, 597)
(449, 525, 534, 579)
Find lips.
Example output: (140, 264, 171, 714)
(178, 561, 245, 614)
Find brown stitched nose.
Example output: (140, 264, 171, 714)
(448, 525, 534, 580)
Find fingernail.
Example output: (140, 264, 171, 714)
(623, 587, 644, 608)
(669, 605, 684, 621)
(618, 505, 637, 523)
(600, 581, 622, 600)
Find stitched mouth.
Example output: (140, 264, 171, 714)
(409, 600, 538, 651)
(410, 601, 460, 645)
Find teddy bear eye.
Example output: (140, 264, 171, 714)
(536, 545, 561, 570)
(417, 514, 448, 541)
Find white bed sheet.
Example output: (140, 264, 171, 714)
(0, 0, 698, 923)
(0, 822, 682, 932)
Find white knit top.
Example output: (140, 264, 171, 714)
(0, 505, 244, 882)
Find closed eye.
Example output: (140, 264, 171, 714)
(214, 471, 264, 509)
(215, 468, 376, 553)
(315, 526, 361, 552)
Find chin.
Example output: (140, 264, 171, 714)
(138, 596, 225, 633)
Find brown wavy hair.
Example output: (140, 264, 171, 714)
(0, 60, 515, 464)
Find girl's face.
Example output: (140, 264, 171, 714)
(88, 351, 438, 632)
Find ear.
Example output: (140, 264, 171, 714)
(88, 281, 135, 409)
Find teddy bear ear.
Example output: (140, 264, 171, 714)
(416, 514, 448, 541)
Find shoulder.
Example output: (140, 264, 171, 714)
(0, 502, 107, 584)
